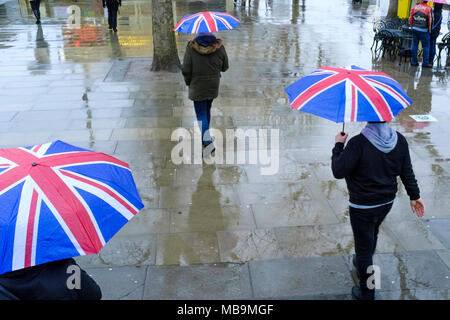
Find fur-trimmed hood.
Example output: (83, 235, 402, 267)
(190, 39, 223, 55)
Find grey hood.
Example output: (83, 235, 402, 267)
(361, 122, 398, 153)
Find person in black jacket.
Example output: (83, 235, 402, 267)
(0, 258, 101, 300)
(332, 121, 425, 300)
(429, 3, 443, 66)
(103, 0, 121, 32)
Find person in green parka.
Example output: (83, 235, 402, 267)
(181, 33, 229, 152)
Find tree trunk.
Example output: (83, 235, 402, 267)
(386, 0, 399, 19)
(151, 0, 180, 72)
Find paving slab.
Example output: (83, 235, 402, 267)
(384, 220, 445, 251)
(249, 256, 354, 298)
(372, 251, 450, 292)
(252, 199, 339, 228)
(275, 223, 401, 258)
(156, 232, 220, 266)
(436, 250, 450, 269)
(379, 289, 450, 300)
(170, 205, 256, 233)
(83, 266, 148, 300)
(425, 219, 450, 250)
(159, 185, 240, 209)
(76, 234, 157, 268)
(143, 263, 253, 300)
(217, 229, 283, 263)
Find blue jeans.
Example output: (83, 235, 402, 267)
(411, 30, 430, 65)
(193, 100, 213, 145)
(429, 37, 437, 65)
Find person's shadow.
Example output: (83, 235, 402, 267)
(110, 31, 123, 58)
(160, 165, 225, 265)
(29, 24, 50, 75)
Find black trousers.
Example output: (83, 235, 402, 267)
(349, 202, 393, 297)
(107, 3, 119, 29)
(30, 0, 41, 20)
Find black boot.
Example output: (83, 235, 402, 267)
(202, 141, 215, 157)
(352, 286, 375, 300)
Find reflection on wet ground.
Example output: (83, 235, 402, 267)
(1, 0, 450, 299)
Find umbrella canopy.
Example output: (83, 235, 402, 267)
(0, 141, 144, 275)
(285, 65, 412, 123)
(173, 11, 240, 34)
(427, 0, 448, 4)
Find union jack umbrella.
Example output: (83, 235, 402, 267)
(285, 65, 412, 127)
(427, 0, 448, 4)
(0, 141, 144, 275)
(173, 11, 239, 34)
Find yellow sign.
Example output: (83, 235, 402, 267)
(398, 0, 411, 19)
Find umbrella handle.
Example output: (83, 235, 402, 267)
(341, 123, 345, 136)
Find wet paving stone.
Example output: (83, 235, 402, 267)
(379, 288, 450, 300)
(81, 265, 148, 300)
(76, 233, 157, 268)
(252, 200, 339, 228)
(372, 251, 450, 293)
(218, 229, 283, 263)
(159, 185, 240, 209)
(275, 223, 401, 258)
(143, 263, 253, 299)
(156, 232, 220, 266)
(385, 219, 446, 251)
(170, 205, 256, 233)
(426, 219, 450, 250)
(118, 208, 171, 235)
(104, 59, 132, 82)
(249, 256, 354, 298)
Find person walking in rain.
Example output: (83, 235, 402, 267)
(29, 0, 41, 25)
(103, 0, 121, 32)
(429, 3, 443, 66)
(181, 32, 229, 154)
(332, 121, 425, 300)
(409, 0, 433, 67)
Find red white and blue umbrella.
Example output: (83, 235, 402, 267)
(173, 11, 239, 34)
(285, 65, 412, 124)
(0, 141, 144, 275)
(428, 0, 448, 4)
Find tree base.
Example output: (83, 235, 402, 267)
(151, 56, 181, 73)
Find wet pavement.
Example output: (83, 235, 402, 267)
(1, 0, 450, 299)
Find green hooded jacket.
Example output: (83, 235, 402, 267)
(181, 39, 229, 101)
